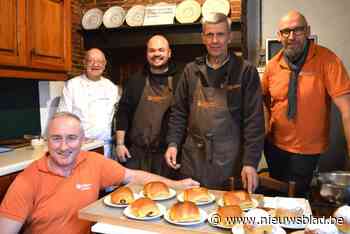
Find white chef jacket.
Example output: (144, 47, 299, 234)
(57, 74, 120, 157)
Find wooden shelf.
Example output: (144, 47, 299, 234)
(81, 21, 242, 50)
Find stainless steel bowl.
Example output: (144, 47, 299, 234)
(317, 171, 350, 204)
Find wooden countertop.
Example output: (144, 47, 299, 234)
(0, 139, 104, 176)
(79, 185, 311, 234)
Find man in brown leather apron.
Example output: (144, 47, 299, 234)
(115, 35, 180, 178)
(165, 13, 265, 191)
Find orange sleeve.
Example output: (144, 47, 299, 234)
(99, 157, 126, 188)
(323, 49, 350, 98)
(261, 66, 270, 96)
(0, 172, 35, 222)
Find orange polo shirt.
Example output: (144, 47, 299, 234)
(262, 42, 350, 154)
(0, 151, 125, 234)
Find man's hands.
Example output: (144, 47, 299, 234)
(116, 145, 131, 162)
(173, 178, 200, 190)
(164, 146, 180, 169)
(241, 166, 259, 193)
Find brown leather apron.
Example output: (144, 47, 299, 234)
(126, 76, 173, 176)
(180, 78, 241, 189)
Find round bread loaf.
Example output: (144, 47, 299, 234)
(130, 198, 160, 218)
(110, 186, 134, 204)
(169, 201, 200, 222)
(143, 181, 170, 199)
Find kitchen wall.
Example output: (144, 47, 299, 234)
(261, 0, 350, 171)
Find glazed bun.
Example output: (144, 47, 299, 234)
(223, 191, 253, 209)
(183, 187, 210, 202)
(217, 205, 243, 228)
(275, 199, 304, 219)
(110, 186, 134, 204)
(333, 205, 350, 233)
(169, 201, 200, 222)
(143, 181, 170, 199)
(130, 198, 160, 218)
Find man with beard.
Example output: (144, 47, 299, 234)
(165, 13, 265, 192)
(115, 35, 180, 177)
(58, 48, 120, 158)
(262, 11, 350, 196)
(0, 112, 199, 234)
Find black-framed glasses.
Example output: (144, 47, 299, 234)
(279, 26, 306, 38)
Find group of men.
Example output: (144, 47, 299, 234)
(1, 10, 350, 234)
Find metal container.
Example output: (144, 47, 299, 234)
(317, 171, 350, 204)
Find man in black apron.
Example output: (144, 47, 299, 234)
(165, 13, 265, 191)
(115, 35, 180, 178)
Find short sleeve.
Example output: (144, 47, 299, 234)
(99, 158, 126, 188)
(0, 173, 34, 222)
(323, 50, 350, 98)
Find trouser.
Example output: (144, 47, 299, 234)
(123, 145, 178, 179)
(264, 141, 320, 197)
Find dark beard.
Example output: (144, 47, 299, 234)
(284, 41, 308, 62)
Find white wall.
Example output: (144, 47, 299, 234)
(38, 81, 64, 136)
(262, 0, 350, 71)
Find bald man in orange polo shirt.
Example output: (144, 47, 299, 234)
(0, 112, 199, 234)
(262, 11, 350, 196)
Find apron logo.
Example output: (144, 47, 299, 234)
(147, 95, 167, 102)
(197, 100, 223, 108)
(76, 183, 93, 191)
(225, 84, 241, 90)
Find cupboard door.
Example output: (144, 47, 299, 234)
(0, 0, 26, 66)
(27, 0, 71, 71)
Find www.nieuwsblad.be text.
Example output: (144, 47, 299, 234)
(209, 214, 344, 226)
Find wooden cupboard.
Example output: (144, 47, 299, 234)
(0, 0, 71, 80)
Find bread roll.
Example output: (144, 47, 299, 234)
(183, 187, 210, 202)
(223, 191, 253, 209)
(169, 201, 200, 222)
(130, 198, 160, 218)
(143, 181, 170, 199)
(217, 205, 242, 228)
(110, 186, 134, 204)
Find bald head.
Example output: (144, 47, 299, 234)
(146, 35, 172, 73)
(279, 10, 308, 30)
(147, 35, 170, 49)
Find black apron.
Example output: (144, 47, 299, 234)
(180, 77, 241, 189)
(126, 76, 173, 176)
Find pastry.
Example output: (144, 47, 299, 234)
(110, 186, 134, 205)
(130, 198, 160, 218)
(217, 205, 243, 228)
(183, 187, 210, 203)
(168, 201, 200, 222)
(143, 181, 170, 199)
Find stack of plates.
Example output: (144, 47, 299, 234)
(103, 6, 126, 28)
(201, 0, 230, 20)
(82, 8, 103, 30)
(125, 5, 146, 27)
(175, 0, 201, 24)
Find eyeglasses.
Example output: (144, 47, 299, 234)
(279, 26, 306, 38)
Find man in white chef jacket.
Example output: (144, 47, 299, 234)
(58, 48, 120, 158)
